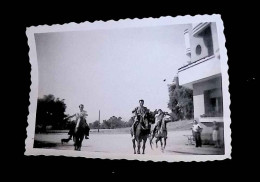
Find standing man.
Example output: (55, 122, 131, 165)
(192, 120, 203, 147)
(131, 99, 149, 139)
(65, 104, 90, 140)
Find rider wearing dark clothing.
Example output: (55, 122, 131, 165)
(131, 99, 149, 139)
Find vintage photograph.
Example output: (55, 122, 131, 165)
(26, 15, 231, 161)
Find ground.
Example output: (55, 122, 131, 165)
(34, 120, 224, 155)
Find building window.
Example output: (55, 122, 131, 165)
(195, 45, 202, 55)
(203, 89, 223, 117)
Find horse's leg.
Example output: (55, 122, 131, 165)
(142, 138, 147, 154)
(155, 138, 159, 148)
(137, 140, 141, 154)
(150, 137, 153, 150)
(149, 133, 154, 149)
(75, 134, 81, 151)
(78, 135, 83, 151)
(160, 138, 163, 151)
(133, 139, 136, 154)
(73, 134, 77, 150)
(80, 136, 84, 151)
(76, 137, 79, 151)
(74, 138, 77, 150)
(164, 138, 167, 149)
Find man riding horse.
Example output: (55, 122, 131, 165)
(150, 110, 173, 151)
(64, 104, 90, 141)
(131, 99, 150, 139)
(151, 109, 164, 138)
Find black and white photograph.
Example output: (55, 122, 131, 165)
(25, 15, 231, 162)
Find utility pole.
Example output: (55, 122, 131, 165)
(98, 110, 100, 132)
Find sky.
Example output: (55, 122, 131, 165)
(35, 24, 190, 123)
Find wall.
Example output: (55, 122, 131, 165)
(193, 95, 205, 119)
(211, 22, 220, 58)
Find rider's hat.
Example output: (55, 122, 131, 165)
(139, 99, 144, 102)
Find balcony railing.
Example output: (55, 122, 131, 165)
(178, 55, 215, 73)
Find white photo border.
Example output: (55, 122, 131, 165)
(25, 14, 231, 162)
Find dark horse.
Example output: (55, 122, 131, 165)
(131, 111, 157, 154)
(73, 118, 86, 151)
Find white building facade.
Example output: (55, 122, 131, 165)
(178, 22, 224, 145)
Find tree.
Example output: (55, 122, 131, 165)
(125, 117, 135, 127)
(90, 120, 100, 129)
(168, 84, 194, 120)
(35, 94, 68, 132)
(99, 116, 127, 129)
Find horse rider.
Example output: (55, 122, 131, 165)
(151, 110, 173, 139)
(158, 112, 173, 137)
(151, 109, 164, 138)
(131, 99, 150, 139)
(64, 104, 90, 140)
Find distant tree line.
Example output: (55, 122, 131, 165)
(89, 116, 134, 129)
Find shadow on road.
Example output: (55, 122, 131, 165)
(34, 141, 58, 148)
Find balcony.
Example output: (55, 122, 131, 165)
(177, 55, 221, 89)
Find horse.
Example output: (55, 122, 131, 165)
(131, 110, 157, 154)
(73, 118, 86, 151)
(131, 117, 149, 154)
(150, 115, 173, 152)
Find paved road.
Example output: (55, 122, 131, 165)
(34, 130, 224, 155)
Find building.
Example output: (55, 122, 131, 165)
(177, 22, 224, 146)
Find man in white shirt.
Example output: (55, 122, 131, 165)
(151, 109, 164, 138)
(65, 104, 90, 140)
(192, 120, 203, 147)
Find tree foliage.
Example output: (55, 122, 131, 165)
(168, 84, 194, 120)
(89, 116, 130, 129)
(89, 120, 100, 129)
(35, 94, 68, 132)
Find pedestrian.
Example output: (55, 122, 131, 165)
(192, 119, 203, 147)
(212, 121, 220, 148)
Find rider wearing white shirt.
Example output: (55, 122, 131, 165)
(65, 104, 90, 140)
